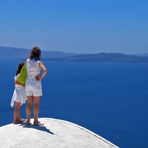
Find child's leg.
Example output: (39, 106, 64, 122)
(26, 96, 33, 123)
(14, 101, 21, 123)
(33, 96, 40, 124)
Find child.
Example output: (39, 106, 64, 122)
(26, 47, 47, 125)
(10, 63, 27, 124)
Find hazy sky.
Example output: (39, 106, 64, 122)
(0, 0, 148, 53)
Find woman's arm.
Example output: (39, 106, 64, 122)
(36, 63, 47, 81)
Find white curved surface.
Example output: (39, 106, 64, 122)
(0, 118, 119, 148)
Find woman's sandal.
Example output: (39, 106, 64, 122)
(33, 121, 44, 126)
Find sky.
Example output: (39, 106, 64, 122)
(0, 0, 148, 54)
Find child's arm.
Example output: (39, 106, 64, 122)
(36, 63, 47, 81)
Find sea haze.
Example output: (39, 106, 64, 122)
(0, 46, 148, 63)
(0, 46, 77, 60)
(0, 47, 148, 148)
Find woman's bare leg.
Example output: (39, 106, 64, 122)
(26, 96, 33, 123)
(14, 102, 21, 123)
(33, 96, 40, 124)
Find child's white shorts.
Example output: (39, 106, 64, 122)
(10, 85, 27, 107)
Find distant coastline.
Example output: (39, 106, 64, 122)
(0, 46, 148, 63)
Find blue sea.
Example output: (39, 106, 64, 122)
(0, 59, 148, 148)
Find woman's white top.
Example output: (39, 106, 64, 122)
(26, 59, 42, 86)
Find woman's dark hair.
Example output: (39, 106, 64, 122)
(16, 63, 24, 76)
(29, 47, 41, 60)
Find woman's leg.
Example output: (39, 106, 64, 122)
(33, 96, 40, 124)
(26, 96, 33, 123)
(14, 101, 21, 123)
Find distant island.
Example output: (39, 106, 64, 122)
(62, 53, 148, 63)
(0, 46, 148, 63)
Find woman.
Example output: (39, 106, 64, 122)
(26, 47, 47, 125)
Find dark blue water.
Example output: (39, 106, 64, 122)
(0, 59, 148, 148)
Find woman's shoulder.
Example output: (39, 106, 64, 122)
(37, 60, 43, 64)
(26, 58, 42, 65)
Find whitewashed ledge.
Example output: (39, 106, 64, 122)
(0, 118, 119, 148)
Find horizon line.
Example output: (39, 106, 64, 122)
(0, 45, 148, 55)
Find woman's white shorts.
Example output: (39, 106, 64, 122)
(26, 83, 42, 97)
